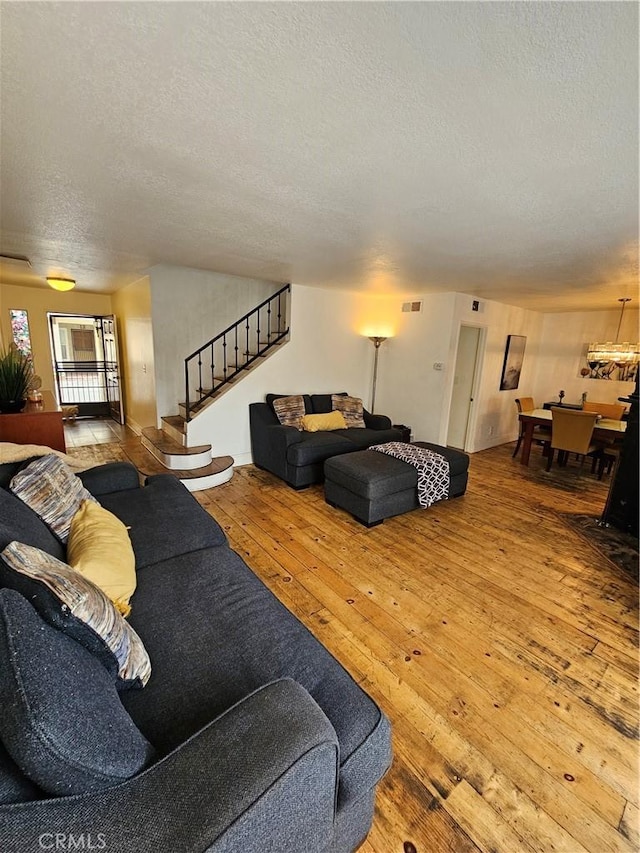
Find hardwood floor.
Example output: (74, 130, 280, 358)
(76, 439, 639, 852)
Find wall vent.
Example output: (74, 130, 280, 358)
(401, 301, 423, 313)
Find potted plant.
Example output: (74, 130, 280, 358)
(0, 343, 34, 413)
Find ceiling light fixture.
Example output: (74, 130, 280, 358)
(587, 298, 639, 366)
(46, 277, 76, 292)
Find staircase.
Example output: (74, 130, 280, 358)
(124, 285, 290, 491)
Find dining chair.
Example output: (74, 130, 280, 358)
(582, 401, 626, 420)
(597, 442, 622, 480)
(545, 408, 600, 473)
(512, 397, 550, 458)
(583, 401, 626, 467)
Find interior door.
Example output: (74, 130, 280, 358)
(98, 315, 125, 424)
(447, 326, 481, 450)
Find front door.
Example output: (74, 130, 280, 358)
(98, 315, 124, 424)
(48, 313, 124, 423)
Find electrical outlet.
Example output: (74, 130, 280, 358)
(488, 425, 494, 436)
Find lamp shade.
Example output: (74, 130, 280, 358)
(47, 277, 76, 292)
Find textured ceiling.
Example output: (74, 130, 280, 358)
(0, 2, 638, 312)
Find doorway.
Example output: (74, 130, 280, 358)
(447, 325, 484, 450)
(48, 313, 124, 423)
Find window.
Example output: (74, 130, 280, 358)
(9, 309, 32, 356)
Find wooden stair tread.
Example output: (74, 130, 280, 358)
(180, 398, 210, 410)
(142, 427, 210, 456)
(123, 439, 232, 479)
(162, 415, 186, 432)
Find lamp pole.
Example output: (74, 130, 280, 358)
(368, 336, 387, 413)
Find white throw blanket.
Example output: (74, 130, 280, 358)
(0, 442, 90, 472)
(370, 442, 450, 508)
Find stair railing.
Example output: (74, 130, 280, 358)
(183, 283, 290, 422)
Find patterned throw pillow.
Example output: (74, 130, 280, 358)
(272, 394, 306, 429)
(332, 394, 366, 428)
(10, 455, 99, 544)
(0, 541, 151, 689)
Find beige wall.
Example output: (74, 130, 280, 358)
(111, 277, 157, 432)
(0, 283, 113, 397)
(532, 308, 639, 407)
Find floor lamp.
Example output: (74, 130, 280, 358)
(368, 336, 387, 413)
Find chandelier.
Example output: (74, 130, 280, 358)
(587, 298, 639, 367)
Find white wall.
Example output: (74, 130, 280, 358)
(147, 277, 639, 464)
(185, 286, 551, 461)
(374, 292, 457, 444)
(447, 295, 544, 451)
(186, 285, 376, 462)
(149, 265, 281, 420)
(532, 308, 638, 407)
(373, 292, 544, 452)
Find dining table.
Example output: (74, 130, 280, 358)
(517, 408, 626, 466)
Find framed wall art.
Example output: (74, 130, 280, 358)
(499, 334, 526, 391)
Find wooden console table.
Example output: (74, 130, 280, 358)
(0, 391, 66, 452)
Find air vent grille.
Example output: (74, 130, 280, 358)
(0, 253, 32, 268)
(401, 301, 422, 313)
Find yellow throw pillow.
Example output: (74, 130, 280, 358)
(67, 501, 136, 617)
(301, 411, 347, 432)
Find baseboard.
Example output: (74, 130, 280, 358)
(232, 451, 253, 467)
(470, 433, 517, 453)
(124, 416, 143, 437)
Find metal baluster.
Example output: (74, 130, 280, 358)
(235, 324, 239, 371)
(184, 359, 190, 422)
(212, 341, 215, 397)
(223, 333, 227, 382)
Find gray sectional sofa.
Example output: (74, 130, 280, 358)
(0, 460, 392, 853)
(250, 393, 402, 488)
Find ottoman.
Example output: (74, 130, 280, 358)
(324, 442, 469, 527)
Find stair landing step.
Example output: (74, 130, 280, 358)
(161, 415, 187, 446)
(141, 427, 212, 471)
(122, 440, 233, 492)
(142, 427, 210, 456)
